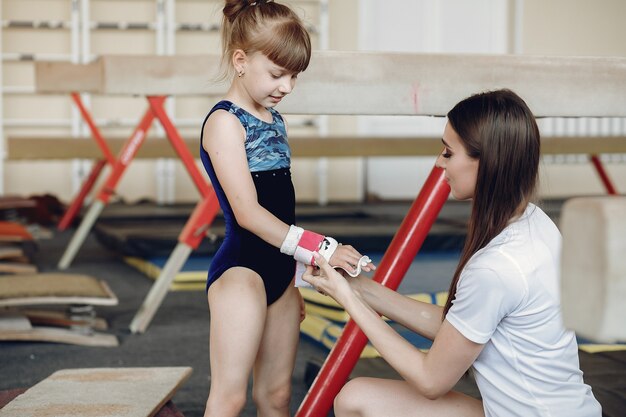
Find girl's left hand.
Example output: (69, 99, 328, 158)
(302, 253, 353, 304)
(328, 244, 376, 277)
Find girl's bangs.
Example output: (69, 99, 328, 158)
(260, 23, 311, 73)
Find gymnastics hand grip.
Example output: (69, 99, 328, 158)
(280, 225, 338, 265)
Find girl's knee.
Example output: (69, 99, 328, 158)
(334, 378, 367, 416)
(253, 383, 291, 412)
(205, 390, 247, 417)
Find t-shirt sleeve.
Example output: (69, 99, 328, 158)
(445, 265, 525, 344)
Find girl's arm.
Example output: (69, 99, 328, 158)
(304, 255, 484, 399)
(202, 111, 372, 273)
(203, 110, 289, 247)
(350, 275, 443, 340)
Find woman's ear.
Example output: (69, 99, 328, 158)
(232, 49, 247, 76)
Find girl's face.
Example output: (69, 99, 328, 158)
(239, 52, 298, 109)
(436, 122, 479, 200)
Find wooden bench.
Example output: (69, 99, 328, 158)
(0, 367, 191, 417)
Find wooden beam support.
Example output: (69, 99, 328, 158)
(35, 52, 626, 117)
(7, 136, 626, 160)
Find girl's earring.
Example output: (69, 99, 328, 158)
(238, 70, 244, 78)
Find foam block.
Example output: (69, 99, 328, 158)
(560, 197, 626, 343)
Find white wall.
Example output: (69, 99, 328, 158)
(521, 0, 626, 197)
(357, 0, 509, 200)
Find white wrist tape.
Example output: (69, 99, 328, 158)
(280, 225, 338, 266)
(280, 225, 303, 256)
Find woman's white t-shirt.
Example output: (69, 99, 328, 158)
(446, 204, 601, 417)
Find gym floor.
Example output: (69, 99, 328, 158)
(0, 200, 624, 417)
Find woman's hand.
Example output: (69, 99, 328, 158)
(303, 253, 355, 305)
(328, 244, 376, 276)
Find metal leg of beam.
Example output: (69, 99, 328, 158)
(147, 96, 212, 196)
(58, 200, 105, 269)
(590, 155, 618, 195)
(296, 166, 450, 417)
(129, 242, 193, 334)
(58, 159, 107, 231)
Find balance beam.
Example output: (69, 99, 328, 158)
(7, 135, 626, 160)
(35, 52, 626, 117)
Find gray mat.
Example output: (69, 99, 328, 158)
(0, 200, 623, 417)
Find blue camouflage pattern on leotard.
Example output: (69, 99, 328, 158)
(221, 101, 291, 172)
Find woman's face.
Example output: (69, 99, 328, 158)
(436, 122, 479, 200)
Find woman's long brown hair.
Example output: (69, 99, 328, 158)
(443, 89, 541, 318)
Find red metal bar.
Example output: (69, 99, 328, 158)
(96, 103, 157, 204)
(58, 94, 117, 230)
(70, 92, 116, 165)
(147, 96, 213, 197)
(590, 155, 618, 195)
(296, 166, 451, 417)
(57, 159, 107, 231)
(179, 196, 220, 249)
(146, 96, 220, 249)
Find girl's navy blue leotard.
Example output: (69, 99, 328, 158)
(200, 100, 296, 305)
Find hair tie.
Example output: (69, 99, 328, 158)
(247, 0, 273, 7)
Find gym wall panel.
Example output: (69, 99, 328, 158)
(113, 161, 160, 203)
(522, 0, 626, 57)
(7, 161, 75, 197)
(2, 0, 69, 20)
(521, 0, 626, 197)
(3, 30, 72, 55)
(4, 96, 70, 121)
(2, 62, 33, 86)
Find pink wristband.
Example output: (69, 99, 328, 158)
(293, 230, 324, 265)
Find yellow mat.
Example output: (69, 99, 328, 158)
(124, 256, 206, 291)
(299, 288, 626, 355)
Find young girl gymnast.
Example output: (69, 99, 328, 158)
(303, 89, 601, 417)
(199, 1, 374, 416)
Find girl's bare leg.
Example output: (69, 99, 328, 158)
(252, 285, 302, 417)
(204, 267, 268, 417)
(334, 377, 484, 417)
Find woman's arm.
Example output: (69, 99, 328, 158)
(351, 275, 443, 340)
(304, 255, 485, 399)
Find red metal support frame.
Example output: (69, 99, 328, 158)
(71, 92, 117, 165)
(590, 155, 618, 195)
(146, 96, 221, 249)
(296, 165, 451, 417)
(57, 93, 117, 230)
(95, 102, 158, 204)
(58, 159, 108, 230)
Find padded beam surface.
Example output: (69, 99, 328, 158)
(8, 136, 626, 160)
(561, 197, 626, 343)
(35, 52, 626, 117)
